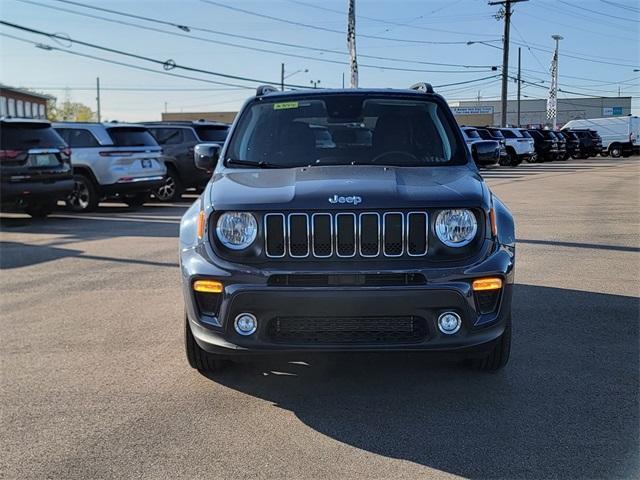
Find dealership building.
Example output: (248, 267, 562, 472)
(451, 96, 632, 127)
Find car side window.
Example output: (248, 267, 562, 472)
(151, 128, 183, 145)
(182, 128, 197, 142)
(58, 128, 100, 148)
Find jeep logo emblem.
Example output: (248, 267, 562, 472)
(328, 194, 362, 205)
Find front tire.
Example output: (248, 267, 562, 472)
(185, 315, 226, 372)
(609, 145, 622, 158)
(469, 316, 511, 372)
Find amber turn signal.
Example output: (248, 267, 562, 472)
(489, 208, 498, 237)
(197, 210, 206, 239)
(193, 280, 224, 293)
(472, 277, 503, 291)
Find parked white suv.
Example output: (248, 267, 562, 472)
(54, 122, 166, 212)
(499, 127, 536, 164)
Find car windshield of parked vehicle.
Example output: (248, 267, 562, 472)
(225, 95, 465, 168)
(1, 122, 65, 150)
(107, 127, 158, 147)
(195, 125, 229, 142)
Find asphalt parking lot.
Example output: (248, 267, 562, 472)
(1, 157, 638, 479)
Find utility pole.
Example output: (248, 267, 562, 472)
(280, 63, 285, 91)
(347, 0, 358, 88)
(96, 77, 101, 123)
(517, 47, 521, 127)
(164, 102, 168, 114)
(342, 73, 345, 88)
(489, 0, 528, 127)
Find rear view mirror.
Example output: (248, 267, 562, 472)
(471, 140, 500, 166)
(194, 143, 221, 172)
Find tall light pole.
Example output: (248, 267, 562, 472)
(548, 34, 563, 129)
(517, 47, 521, 127)
(489, 0, 528, 127)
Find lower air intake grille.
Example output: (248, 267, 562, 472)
(267, 316, 428, 344)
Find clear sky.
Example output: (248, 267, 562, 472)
(1, 0, 638, 121)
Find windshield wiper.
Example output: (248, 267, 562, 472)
(226, 158, 281, 169)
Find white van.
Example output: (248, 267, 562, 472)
(562, 116, 639, 157)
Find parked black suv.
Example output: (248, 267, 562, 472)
(558, 130, 580, 159)
(180, 84, 515, 374)
(526, 128, 558, 162)
(564, 129, 602, 158)
(1, 118, 73, 217)
(549, 131, 567, 160)
(145, 120, 230, 201)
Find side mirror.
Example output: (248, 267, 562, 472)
(194, 143, 221, 171)
(471, 140, 500, 166)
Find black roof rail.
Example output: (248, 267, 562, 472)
(256, 85, 279, 97)
(409, 82, 434, 94)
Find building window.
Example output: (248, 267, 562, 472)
(8, 98, 16, 116)
(39, 104, 45, 118)
(25, 101, 32, 118)
(32, 102, 39, 118)
(0, 96, 7, 117)
(17, 100, 24, 117)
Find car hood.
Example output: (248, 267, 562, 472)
(208, 165, 487, 211)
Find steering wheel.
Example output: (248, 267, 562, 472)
(370, 150, 419, 165)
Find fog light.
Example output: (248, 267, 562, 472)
(472, 277, 503, 291)
(438, 311, 462, 335)
(234, 313, 257, 336)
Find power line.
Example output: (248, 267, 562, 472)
(599, 0, 640, 13)
(0, 20, 315, 88)
(0, 33, 254, 89)
(558, 0, 640, 23)
(198, 0, 498, 41)
(21, 0, 496, 72)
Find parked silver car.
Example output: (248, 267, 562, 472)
(53, 122, 166, 212)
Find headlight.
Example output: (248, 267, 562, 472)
(216, 212, 257, 250)
(435, 209, 478, 247)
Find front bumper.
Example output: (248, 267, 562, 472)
(181, 245, 515, 356)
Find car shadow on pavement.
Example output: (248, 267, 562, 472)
(206, 284, 639, 479)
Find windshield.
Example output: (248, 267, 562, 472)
(225, 95, 466, 168)
(107, 127, 158, 147)
(194, 125, 229, 142)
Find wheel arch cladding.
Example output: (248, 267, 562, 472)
(493, 195, 515, 247)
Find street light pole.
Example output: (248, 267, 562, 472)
(550, 34, 563, 129)
(96, 76, 101, 123)
(280, 63, 285, 91)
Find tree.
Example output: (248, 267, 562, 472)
(47, 100, 95, 122)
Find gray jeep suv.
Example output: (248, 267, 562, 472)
(179, 84, 515, 373)
(54, 122, 166, 211)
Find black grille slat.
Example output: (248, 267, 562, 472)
(383, 213, 404, 256)
(312, 214, 333, 257)
(288, 214, 309, 257)
(268, 316, 428, 344)
(407, 212, 428, 256)
(359, 213, 380, 257)
(265, 214, 285, 257)
(336, 213, 356, 257)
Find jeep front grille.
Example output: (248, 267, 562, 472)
(264, 211, 428, 259)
